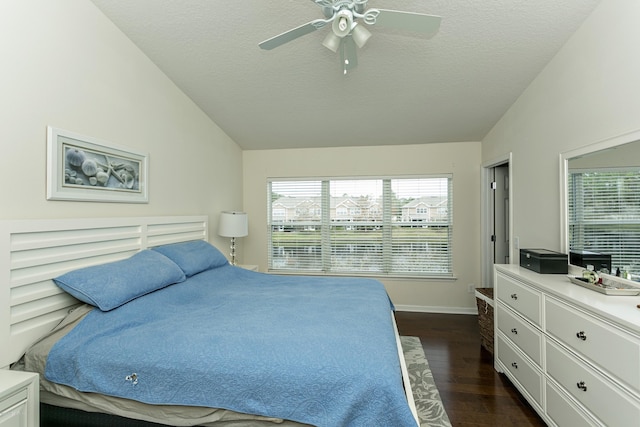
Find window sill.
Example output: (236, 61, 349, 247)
(266, 270, 457, 281)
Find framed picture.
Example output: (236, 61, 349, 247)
(46, 126, 149, 203)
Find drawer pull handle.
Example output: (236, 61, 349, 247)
(511, 362, 518, 369)
(576, 381, 588, 391)
(576, 331, 587, 341)
(510, 293, 518, 300)
(511, 328, 518, 335)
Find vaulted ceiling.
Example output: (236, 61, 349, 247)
(90, 0, 601, 150)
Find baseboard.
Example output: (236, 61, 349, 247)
(395, 304, 477, 315)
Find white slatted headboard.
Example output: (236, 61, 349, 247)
(0, 216, 208, 369)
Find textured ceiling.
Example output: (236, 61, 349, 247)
(89, 0, 601, 150)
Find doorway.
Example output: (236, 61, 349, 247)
(492, 164, 510, 265)
(481, 155, 512, 288)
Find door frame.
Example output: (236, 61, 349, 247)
(481, 153, 513, 288)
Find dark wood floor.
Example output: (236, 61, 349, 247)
(395, 312, 547, 427)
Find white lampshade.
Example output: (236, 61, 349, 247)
(218, 211, 248, 238)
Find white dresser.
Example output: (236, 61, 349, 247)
(494, 264, 640, 426)
(0, 371, 38, 427)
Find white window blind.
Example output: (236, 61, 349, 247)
(268, 176, 453, 276)
(568, 169, 640, 277)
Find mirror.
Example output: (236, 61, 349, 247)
(560, 130, 640, 281)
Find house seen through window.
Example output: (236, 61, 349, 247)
(267, 177, 453, 276)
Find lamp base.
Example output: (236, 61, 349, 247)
(229, 237, 237, 265)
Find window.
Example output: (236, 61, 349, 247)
(568, 168, 640, 277)
(268, 177, 453, 276)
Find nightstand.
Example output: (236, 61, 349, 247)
(238, 264, 258, 271)
(0, 370, 38, 427)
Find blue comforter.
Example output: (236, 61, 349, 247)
(45, 265, 417, 427)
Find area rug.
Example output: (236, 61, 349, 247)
(402, 336, 452, 427)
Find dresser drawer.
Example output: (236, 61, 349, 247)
(545, 297, 640, 392)
(546, 381, 598, 427)
(497, 334, 543, 406)
(547, 340, 640, 427)
(496, 304, 542, 366)
(496, 273, 542, 326)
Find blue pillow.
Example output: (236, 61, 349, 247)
(152, 240, 228, 277)
(53, 250, 186, 311)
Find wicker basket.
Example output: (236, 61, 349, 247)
(475, 288, 494, 356)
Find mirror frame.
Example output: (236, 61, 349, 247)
(559, 128, 640, 255)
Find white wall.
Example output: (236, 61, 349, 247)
(482, 0, 640, 253)
(0, 0, 243, 249)
(7, 0, 629, 313)
(243, 142, 482, 312)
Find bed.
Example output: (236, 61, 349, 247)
(1, 216, 418, 427)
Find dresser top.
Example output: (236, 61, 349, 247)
(495, 264, 640, 334)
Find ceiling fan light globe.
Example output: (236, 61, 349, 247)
(322, 32, 341, 52)
(351, 24, 372, 48)
(332, 9, 353, 38)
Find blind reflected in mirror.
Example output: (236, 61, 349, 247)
(566, 140, 640, 281)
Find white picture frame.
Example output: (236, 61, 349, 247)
(46, 126, 149, 203)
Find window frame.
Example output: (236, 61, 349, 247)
(267, 175, 453, 278)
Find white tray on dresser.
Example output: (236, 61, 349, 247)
(567, 275, 640, 296)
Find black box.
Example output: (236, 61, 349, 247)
(520, 249, 568, 274)
(570, 250, 612, 272)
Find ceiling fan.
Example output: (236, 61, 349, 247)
(258, 0, 441, 74)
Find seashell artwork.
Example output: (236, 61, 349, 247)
(62, 145, 141, 191)
(48, 127, 147, 203)
(81, 159, 98, 177)
(121, 172, 135, 189)
(96, 170, 109, 185)
(65, 148, 86, 167)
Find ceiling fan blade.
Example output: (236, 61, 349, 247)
(366, 9, 441, 36)
(259, 19, 329, 50)
(339, 36, 358, 74)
